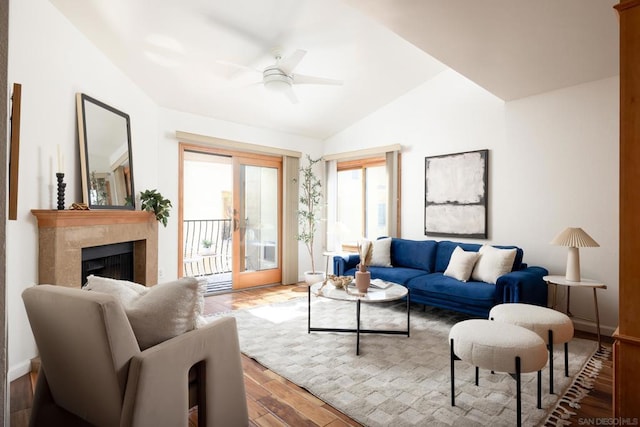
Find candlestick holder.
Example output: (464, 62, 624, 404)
(56, 173, 66, 210)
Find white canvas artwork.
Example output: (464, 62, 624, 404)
(424, 150, 488, 238)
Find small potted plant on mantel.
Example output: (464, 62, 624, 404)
(296, 155, 324, 285)
(140, 189, 172, 227)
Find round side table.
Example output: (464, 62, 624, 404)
(543, 275, 607, 345)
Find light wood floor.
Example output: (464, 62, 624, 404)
(10, 284, 612, 426)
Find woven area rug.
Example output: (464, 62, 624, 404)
(221, 296, 603, 427)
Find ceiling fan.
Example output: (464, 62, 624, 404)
(219, 49, 343, 104)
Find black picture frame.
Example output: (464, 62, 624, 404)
(76, 93, 135, 210)
(424, 149, 488, 238)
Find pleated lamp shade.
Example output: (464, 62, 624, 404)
(550, 227, 599, 282)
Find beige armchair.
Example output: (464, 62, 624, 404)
(22, 285, 248, 427)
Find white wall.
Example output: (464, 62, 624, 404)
(504, 77, 619, 336)
(324, 69, 619, 335)
(6, 0, 159, 380)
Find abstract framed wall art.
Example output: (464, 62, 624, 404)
(424, 149, 488, 238)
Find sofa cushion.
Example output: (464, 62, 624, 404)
(435, 240, 524, 273)
(407, 273, 497, 307)
(391, 238, 437, 272)
(84, 275, 206, 350)
(471, 245, 517, 284)
(443, 246, 481, 282)
(343, 265, 427, 284)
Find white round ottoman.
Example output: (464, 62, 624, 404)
(449, 319, 547, 427)
(489, 303, 574, 395)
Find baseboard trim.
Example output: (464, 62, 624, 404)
(572, 317, 616, 338)
(8, 359, 31, 382)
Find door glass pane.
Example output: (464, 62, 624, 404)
(365, 165, 387, 239)
(182, 151, 233, 292)
(337, 169, 363, 244)
(240, 164, 279, 272)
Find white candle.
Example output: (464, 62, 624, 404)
(57, 146, 64, 174)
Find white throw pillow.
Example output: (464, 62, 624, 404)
(471, 245, 517, 284)
(82, 275, 146, 304)
(369, 237, 392, 267)
(83, 275, 205, 350)
(443, 246, 480, 282)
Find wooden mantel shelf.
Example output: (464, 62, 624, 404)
(31, 209, 155, 228)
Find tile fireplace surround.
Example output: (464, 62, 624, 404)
(31, 210, 158, 287)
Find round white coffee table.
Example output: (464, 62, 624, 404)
(308, 281, 410, 355)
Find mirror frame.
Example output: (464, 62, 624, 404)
(76, 93, 135, 210)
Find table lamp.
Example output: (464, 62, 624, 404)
(550, 227, 599, 282)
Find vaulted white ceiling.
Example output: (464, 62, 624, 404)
(345, 0, 619, 101)
(50, 0, 619, 140)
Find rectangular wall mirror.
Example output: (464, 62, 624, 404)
(76, 93, 135, 209)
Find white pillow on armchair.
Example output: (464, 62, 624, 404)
(84, 275, 206, 350)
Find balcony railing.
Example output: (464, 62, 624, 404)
(183, 219, 232, 277)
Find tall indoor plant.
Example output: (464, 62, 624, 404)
(296, 155, 324, 284)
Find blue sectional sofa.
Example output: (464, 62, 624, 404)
(333, 238, 548, 317)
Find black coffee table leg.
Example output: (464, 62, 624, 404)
(356, 299, 361, 355)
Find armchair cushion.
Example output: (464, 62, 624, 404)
(84, 275, 206, 350)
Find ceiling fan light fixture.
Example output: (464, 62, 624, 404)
(263, 67, 292, 92)
(220, 49, 342, 104)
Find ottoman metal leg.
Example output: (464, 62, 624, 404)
(450, 338, 456, 406)
(537, 370, 542, 409)
(515, 357, 522, 427)
(548, 329, 555, 394)
(547, 329, 570, 394)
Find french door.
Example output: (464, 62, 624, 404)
(179, 144, 282, 290)
(232, 155, 282, 288)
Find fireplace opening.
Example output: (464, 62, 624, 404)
(82, 242, 134, 284)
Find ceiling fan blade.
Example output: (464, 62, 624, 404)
(216, 59, 262, 74)
(278, 49, 307, 74)
(283, 86, 299, 104)
(292, 73, 343, 86)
